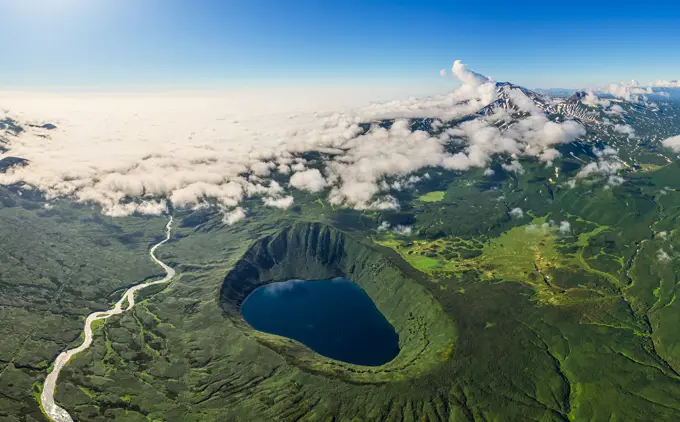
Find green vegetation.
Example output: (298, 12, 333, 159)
(377, 231, 486, 275)
(6, 116, 680, 420)
(378, 216, 625, 305)
(417, 190, 446, 202)
(0, 187, 165, 420)
(49, 176, 680, 421)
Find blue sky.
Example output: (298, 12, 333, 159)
(1, 0, 679, 92)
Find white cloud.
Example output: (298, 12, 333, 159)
(277, 164, 291, 175)
(251, 161, 275, 176)
(596, 80, 679, 104)
(538, 148, 560, 164)
(605, 82, 653, 103)
(290, 162, 307, 172)
(377, 221, 391, 231)
(526, 220, 571, 234)
(502, 160, 524, 174)
(505, 86, 543, 115)
(595, 146, 618, 157)
(662, 135, 680, 152)
(262, 195, 294, 209)
(658, 249, 671, 263)
(613, 124, 635, 137)
(605, 104, 625, 115)
(506, 116, 586, 155)
(582, 91, 611, 108)
(509, 207, 524, 218)
(136, 200, 168, 215)
(223, 207, 247, 225)
(376, 221, 412, 235)
(392, 225, 413, 235)
(452, 60, 492, 87)
(289, 168, 328, 193)
(651, 80, 680, 88)
(0, 60, 589, 217)
(169, 181, 243, 208)
(558, 221, 571, 234)
(576, 147, 622, 184)
(390, 175, 422, 191)
(104, 200, 168, 217)
(363, 195, 400, 211)
(607, 175, 625, 187)
(577, 160, 621, 178)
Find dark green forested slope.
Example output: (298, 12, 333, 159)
(46, 163, 680, 422)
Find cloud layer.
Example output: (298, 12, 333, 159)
(0, 61, 590, 218)
(662, 135, 680, 151)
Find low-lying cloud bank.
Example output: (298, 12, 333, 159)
(0, 60, 610, 219)
(662, 135, 680, 151)
(598, 79, 680, 104)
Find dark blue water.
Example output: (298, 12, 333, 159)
(241, 277, 400, 366)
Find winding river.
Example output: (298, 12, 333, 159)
(40, 216, 176, 422)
